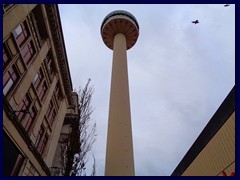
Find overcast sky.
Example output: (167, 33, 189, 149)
(58, 4, 235, 176)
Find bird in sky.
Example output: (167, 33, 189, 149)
(192, 20, 199, 24)
(224, 4, 230, 7)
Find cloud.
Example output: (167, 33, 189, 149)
(59, 4, 235, 176)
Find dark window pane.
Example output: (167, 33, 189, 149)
(36, 128, 48, 155)
(33, 70, 43, 89)
(21, 41, 35, 65)
(4, 133, 25, 176)
(13, 22, 29, 46)
(18, 94, 31, 121)
(39, 135, 48, 155)
(50, 110, 56, 126)
(16, 33, 25, 46)
(38, 82, 47, 101)
(23, 108, 36, 132)
(46, 101, 53, 119)
(3, 47, 10, 66)
(3, 66, 18, 95)
(35, 126, 44, 148)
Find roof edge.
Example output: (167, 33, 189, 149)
(171, 86, 235, 176)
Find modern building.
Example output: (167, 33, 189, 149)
(171, 86, 235, 176)
(3, 4, 79, 176)
(101, 10, 139, 176)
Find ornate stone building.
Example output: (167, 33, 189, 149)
(3, 4, 79, 176)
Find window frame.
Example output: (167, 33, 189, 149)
(36, 126, 49, 156)
(3, 65, 19, 96)
(21, 107, 37, 133)
(33, 69, 43, 90)
(3, 46, 11, 67)
(21, 40, 36, 66)
(17, 94, 31, 122)
(13, 21, 29, 47)
(38, 81, 47, 101)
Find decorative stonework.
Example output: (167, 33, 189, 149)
(45, 4, 74, 105)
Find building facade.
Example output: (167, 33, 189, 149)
(171, 86, 235, 176)
(51, 92, 80, 176)
(3, 4, 79, 176)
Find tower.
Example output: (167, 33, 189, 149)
(101, 10, 139, 176)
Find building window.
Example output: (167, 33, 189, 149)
(17, 94, 31, 122)
(10, 154, 25, 176)
(20, 107, 37, 133)
(3, 65, 19, 95)
(49, 110, 56, 127)
(4, 133, 25, 176)
(3, 46, 10, 67)
(36, 126, 49, 155)
(38, 81, 47, 101)
(46, 101, 53, 119)
(3, 37, 18, 67)
(45, 100, 56, 127)
(21, 41, 35, 65)
(13, 21, 29, 46)
(39, 134, 48, 155)
(25, 162, 40, 176)
(33, 70, 43, 89)
(55, 82, 61, 101)
(45, 54, 55, 77)
(31, 5, 48, 42)
(47, 60, 54, 76)
(35, 126, 44, 148)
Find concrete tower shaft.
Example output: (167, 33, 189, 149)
(101, 10, 139, 176)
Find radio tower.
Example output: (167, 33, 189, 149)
(101, 10, 139, 176)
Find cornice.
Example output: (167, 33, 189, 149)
(45, 4, 73, 105)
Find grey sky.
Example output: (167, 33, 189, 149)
(58, 4, 235, 176)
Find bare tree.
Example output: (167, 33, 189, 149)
(63, 79, 97, 176)
(90, 155, 96, 176)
